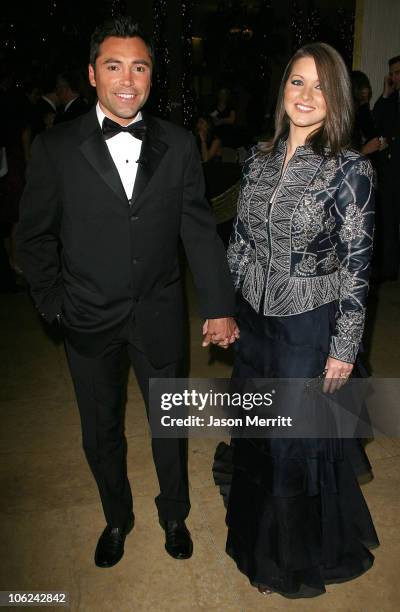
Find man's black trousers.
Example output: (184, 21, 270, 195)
(64, 321, 190, 528)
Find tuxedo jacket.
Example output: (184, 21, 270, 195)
(228, 140, 375, 364)
(17, 108, 235, 365)
(54, 97, 89, 125)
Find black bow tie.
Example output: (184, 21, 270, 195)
(102, 117, 146, 140)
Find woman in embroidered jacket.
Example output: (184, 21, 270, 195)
(221, 43, 379, 598)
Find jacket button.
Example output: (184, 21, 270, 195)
(130, 215, 139, 221)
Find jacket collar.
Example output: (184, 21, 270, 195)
(274, 135, 328, 159)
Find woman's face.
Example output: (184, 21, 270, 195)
(359, 86, 371, 104)
(284, 56, 327, 135)
(196, 117, 208, 132)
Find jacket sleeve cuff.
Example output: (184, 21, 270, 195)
(329, 336, 358, 364)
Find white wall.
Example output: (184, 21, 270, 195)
(353, 0, 400, 104)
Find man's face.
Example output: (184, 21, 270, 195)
(88, 36, 152, 125)
(389, 61, 400, 91)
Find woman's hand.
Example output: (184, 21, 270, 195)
(323, 356, 353, 394)
(361, 137, 381, 155)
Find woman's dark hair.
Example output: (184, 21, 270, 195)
(89, 16, 154, 68)
(262, 42, 354, 156)
(351, 70, 372, 105)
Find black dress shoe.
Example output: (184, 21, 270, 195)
(94, 514, 135, 568)
(161, 520, 193, 559)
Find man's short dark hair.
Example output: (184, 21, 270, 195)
(89, 16, 154, 67)
(389, 55, 400, 66)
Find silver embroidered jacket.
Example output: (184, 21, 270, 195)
(228, 139, 375, 364)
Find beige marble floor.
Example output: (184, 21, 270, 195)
(0, 279, 399, 612)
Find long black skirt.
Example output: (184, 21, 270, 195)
(214, 295, 379, 598)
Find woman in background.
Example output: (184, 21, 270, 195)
(351, 70, 381, 158)
(222, 42, 379, 599)
(210, 88, 237, 147)
(195, 114, 222, 163)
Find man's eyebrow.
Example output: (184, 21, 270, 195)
(103, 58, 151, 67)
(132, 59, 151, 67)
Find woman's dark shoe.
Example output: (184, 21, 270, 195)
(161, 520, 193, 559)
(94, 513, 135, 568)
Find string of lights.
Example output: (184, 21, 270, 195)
(337, 7, 355, 65)
(259, 0, 273, 83)
(110, 0, 127, 18)
(181, 0, 195, 128)
(306, 5, 320, 43)
(290, 0, 322, 50)
(152, 0, 171, 119)
(291, 0, 306, 50)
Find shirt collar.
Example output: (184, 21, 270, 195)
(64, 96, 79, 112)
(41, 96, 57, 112)
(96, 102, 142, 130)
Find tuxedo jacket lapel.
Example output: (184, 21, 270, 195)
(130, 112, 169, 207)
(78, 109, 128, 204)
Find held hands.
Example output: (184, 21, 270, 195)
(323, 356, 354, 394)
(202, 317, 240, 349)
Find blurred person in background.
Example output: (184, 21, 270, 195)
(351, 70, 381, 159)
(54, 69, 89, 124)
(195, 114, 222, 163)
(373, 55, 400, 281)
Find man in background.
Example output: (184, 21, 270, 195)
(374, 55, 400, 280)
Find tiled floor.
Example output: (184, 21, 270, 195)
(0, 279, 399, 611)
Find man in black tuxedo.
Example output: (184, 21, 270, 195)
(17, 18, 237, 568)
(373, 55, 400, 280)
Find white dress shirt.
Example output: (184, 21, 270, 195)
(96, 103, 143, 199)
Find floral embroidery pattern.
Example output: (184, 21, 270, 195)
(355, 160, 374, 179)
(339, 266, 357, 297)
(322, 250, 339, 272)
(325, 215, 336, 233)
(295, 254, 317, 276)
(311, 158, 338, 190)
(292, 195, 325, 249)
(339, 202, 364, 242)
(336, 311, 364, 343)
